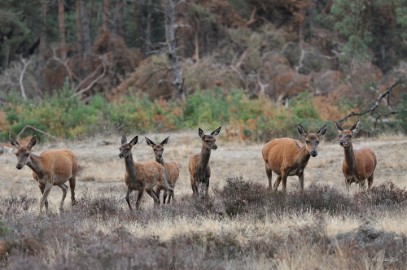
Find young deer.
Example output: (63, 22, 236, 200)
(336, 121, 377, 191)
(188, 126, 221, 197)
(9, 135, 77, 213)
(119, 135, 172, 210)
(145, 137, 179, 204)
(262, 124, 327, 192)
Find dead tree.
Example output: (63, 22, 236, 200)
(164, 0, 185, 101)
(337, 80, 407, 128)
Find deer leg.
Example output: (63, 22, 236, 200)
(57, 184, 68, 212)
(191, 176, 198, 196)
(40, 182, 53, 214)
(265, 163, 272, 189)
(69, 177, 76, 205)
(146, 189, 160, 206)
(345, 178, 350, 192)
(205, 178, 210, 197)
(273, 175, 282, 191)
(298, 172, 304, 192)
(359, 180, 366, 191)
(281, 173, 288, 193)
(126, 188, 133, 210)
(135, 189, 144, 210)
(39, 185, 49, 209)
(367, 175, 374, 189)
(163, 190, 168, 204)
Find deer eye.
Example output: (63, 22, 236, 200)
(316, 141, 319, 144)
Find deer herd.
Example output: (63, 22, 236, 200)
(7, 121, 377, 214)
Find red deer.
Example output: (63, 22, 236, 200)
(188, 126, 221, 197)
(9, 135, 77, 213)
(336, 121, 377, 191)
(119, 135, 173, 210)
(145, 136, 179, 204)
(262, 124, 327, 192)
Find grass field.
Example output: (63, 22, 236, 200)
(0, 132, 406, 269)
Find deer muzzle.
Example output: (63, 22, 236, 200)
(16, 164, 23, 170)
(310, 151, 317, 157)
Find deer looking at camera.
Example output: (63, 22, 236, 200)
(119, 135, 173, 210)
(336, 121, 377, 191)
(9, 135, 77, 214)
(188, 126, 221, 197)
(262, 124, 327, 192)
(145, 137, 179, 204)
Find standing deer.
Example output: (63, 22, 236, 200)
(119, 135, 173, 210)
(336, 121, 377, 191)
(188, 126, 221, 197)
(145, 136, 179, 204)
(262, 124, 327, 192)
(9, 135, 77, 213)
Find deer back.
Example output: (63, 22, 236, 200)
(34, 149, 77, 184)
(262, 138, 307, 173)
(164, 161, 179, 186)
(128, 161, 166, 190)
(342, 147, 377, 179)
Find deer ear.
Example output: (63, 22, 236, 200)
(161, 137, 170, 145)
(317, 124, 327, 136)
(129, 136, 138, 146)
(9, 134, 19, 148)
(28, 136, 37, 149)
(297, 124, 307, 137)
(121, 135, 127, 145)
(350, 121, 360, 136)
(335, 122, 344, 132)
(145, 137, 155, 146)
(198, 128, 205, 138)
(211, 126, 221, 136)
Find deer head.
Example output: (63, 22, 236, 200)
(199, 126, 221, 150)
(336, 121, 360, 148)
(145, 137, 169, 161)
(297, 124, 327, 157)
(9, 135, 37, 170)
(119, 135, 138, 159)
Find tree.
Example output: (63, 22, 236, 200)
(39, 0, 47, 65)
(164, 0, 184, 101)
(58, 0, 66, 59)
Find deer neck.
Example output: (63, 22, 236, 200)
(155, 157, 165, 166)
(124, 153, 137, 180)
(27, 153, 45, 178)
(295, 144, 311, 165)
(198, 146, 211, 172)
(343, 144, 357, 172)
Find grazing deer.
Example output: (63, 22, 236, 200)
(145, 136, 179, 204)
(336, 121, 377, 191)
(9, 135, 77, 213)
(188, 126, 221, 197)
(119, 135, 173, 210)
(262, 124, 327, 192)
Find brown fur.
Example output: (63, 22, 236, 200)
(336, 121, 377, 191)
(145, 137, 180, 204)
(262, 124, 327, 192)
(9, 135, 77, 213)
(119, 135, 172, 210)
(188, 127, 221, 197)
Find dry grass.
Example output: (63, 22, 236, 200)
(0, 132, 406, 269)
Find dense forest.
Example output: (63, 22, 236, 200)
(0, 0, 406, 139)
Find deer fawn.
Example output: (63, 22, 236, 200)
(9, 135, 77, 214)
(336, 121, 377, 191)
(188, 126, 221, 197)
(262, 124, 327, 192)
(119, 135, 172, 210)
(145, 136, 179, 204)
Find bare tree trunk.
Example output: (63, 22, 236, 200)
(103, 0, 110, 31)
(113, 0, 124, 36)
(145, 0, 153, 52)
(75, 0, 83, 54)
(39, 0, 48, 65)
(58, 0, 66, 59)
(164, 0, 184, 101)
(80, 0, 92, 56)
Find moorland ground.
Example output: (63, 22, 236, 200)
(0, 132, 407, 269)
